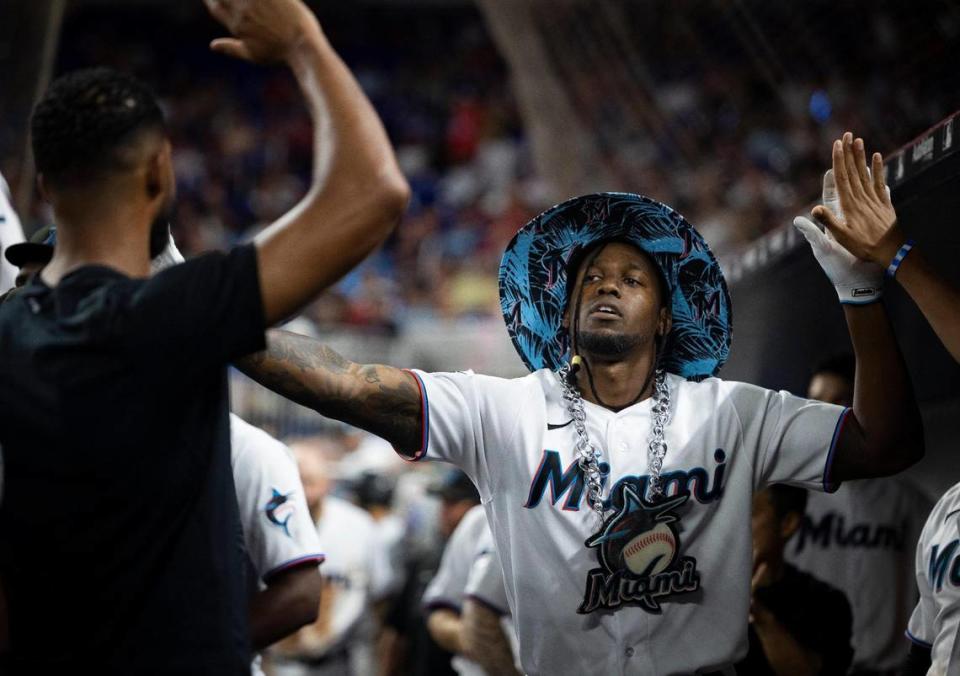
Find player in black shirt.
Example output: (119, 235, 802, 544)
(0, 0, 409, 673)
(738, 484, 854, 675)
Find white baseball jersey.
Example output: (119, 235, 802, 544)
(231, 415, 324, 676)
(313, 496, 393, 658)
(786, 476, 931, 671)
(231, 415, 325, 586)
(0, 172, 24, 504)
(0, 172, 25, 295)
(464, 537, 522, 672)
(404, 368, 846, 675)
(907, 481, 960, 674)
(423, 505, 491, 676)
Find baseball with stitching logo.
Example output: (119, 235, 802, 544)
(622, 522, 676, 577)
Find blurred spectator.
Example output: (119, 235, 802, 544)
(23, 1, 956, 339)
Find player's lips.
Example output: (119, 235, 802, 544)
(587, 302, 622, 319)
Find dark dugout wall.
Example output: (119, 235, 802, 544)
(721, 114, 960, 497)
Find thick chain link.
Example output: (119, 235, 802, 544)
(558, 364, 671, 524)
(646, 371, 672, 499)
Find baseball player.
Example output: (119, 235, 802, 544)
(0, 171, 25, 294)
(0, 169, 18, 658)
(24, 226, 328, 668)
(231, 415, 326, 673)
(462, 530, 522, 675)
(0, 0, 407, 670)
(422, 503, 512, 676)
(271, 442, 393, 676)
(785, 353, 932, 673)
(241, 133, 923, 674)
(904, 482, 960, 675)
(795, 134, 960, 675)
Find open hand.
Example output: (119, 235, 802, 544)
(204, 0, 321, 64)
(794, 167, 884, 304)
(811, 132, 904, 266)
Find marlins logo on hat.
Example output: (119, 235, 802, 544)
(498, 192, 732, 380)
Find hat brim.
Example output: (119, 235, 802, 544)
(498, 192, 732, 380)
(4, 242, 53, 268)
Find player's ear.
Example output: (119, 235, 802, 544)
(36, 174, 52, 203)
(779, 511, 801, 541)
(144, 138, 174, 202)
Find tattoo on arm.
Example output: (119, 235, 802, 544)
(238, 330, 422, 454)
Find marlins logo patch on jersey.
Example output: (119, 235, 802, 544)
(579, 484, 700, 614)
(264, 488, 296, 537)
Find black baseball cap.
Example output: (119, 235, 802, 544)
(5, 225, 54, 268)
(351, 471, 395, 508)
(427, 469, 479, 503)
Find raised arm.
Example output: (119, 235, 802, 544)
(205, 0, 409, 325)
(796, 132, 924, 481)
(239, 330, 422, 455)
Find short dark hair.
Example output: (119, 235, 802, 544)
(813, 352, 855, 385)
(766, 484, 808, 520)
(31, 67, 165, 187)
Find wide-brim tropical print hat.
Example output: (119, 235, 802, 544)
(498, 192, 732, 380)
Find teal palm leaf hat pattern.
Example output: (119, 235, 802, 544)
(498, 192, 732, 380)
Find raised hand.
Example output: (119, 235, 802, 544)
(203, 0, 321, 64)
(794, 166, 884, 305)
(811, 132, 905, 267)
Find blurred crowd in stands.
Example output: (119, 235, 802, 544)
(7, 2, 957, 335)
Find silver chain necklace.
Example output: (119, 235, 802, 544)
(558, 363, 672, 525)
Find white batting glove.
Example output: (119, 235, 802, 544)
(150, 231, 186, 274)
(793, 170, 883, 305)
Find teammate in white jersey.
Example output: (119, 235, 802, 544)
(785, 353, 932, 673)
(241, 133, 924, 674)
(905, 482, 960, 675)
(0, 172, 25, 295)
(462, 531, 522, 675)
(271, 443, 393, 676)
(423, 504, 517, 676)
(230, 415, 325, 673)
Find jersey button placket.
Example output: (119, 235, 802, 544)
(614, 418, 628, 452)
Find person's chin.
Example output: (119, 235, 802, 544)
(577, 329, 642, 357)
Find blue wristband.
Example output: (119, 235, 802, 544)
(885, 239, 915, 278)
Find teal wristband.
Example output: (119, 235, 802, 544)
(885, 239, 915, 278)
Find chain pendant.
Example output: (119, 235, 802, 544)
(558, 364, 671, 525)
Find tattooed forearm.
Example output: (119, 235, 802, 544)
(238, 330, 422, 454)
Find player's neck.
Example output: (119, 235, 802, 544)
(41, 203, 153, 285)
(575, 349, 657, 411)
